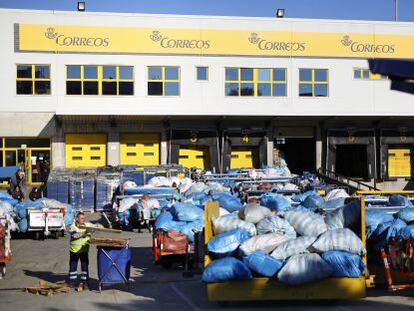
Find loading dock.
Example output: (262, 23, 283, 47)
(327, 129, 375, 180)
(169, 129, 219, 172)
(65, 133, 107, 168)
(120, 133, 160, 166)
(222, 130, 267, 172)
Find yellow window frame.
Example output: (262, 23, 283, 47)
(225, 68, 287, 97)
(102, 65, 134, 96)
(66, 65, 134, 95)
(353, 68, 387, 80)
(196, 66, 209, 81)
(299, 68, 329, 97)
(16, 64, 51, 95)
(147, 66, 180, 96)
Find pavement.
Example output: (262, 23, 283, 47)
(0, 214, 414, 311)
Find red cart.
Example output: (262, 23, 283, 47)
(152, 230, 194, 269)
(381, 237, 414, 291)
(0, 220, 12, 278)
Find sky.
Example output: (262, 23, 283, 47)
(0, 0, 413, 22)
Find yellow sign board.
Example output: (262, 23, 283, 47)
(17, 23, 414, 59)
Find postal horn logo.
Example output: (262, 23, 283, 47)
(341, 35, 395, 54)
(149, 29, 210, 49)
(247, 32, 306, 52)
(43, 26, 109, 47)
(44, 27, 58, 39)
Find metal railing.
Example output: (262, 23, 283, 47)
(317, 168, 378, 192)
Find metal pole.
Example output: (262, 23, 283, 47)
(395, 0, 398, 22)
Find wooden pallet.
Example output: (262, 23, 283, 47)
(25, 281, 71, 296)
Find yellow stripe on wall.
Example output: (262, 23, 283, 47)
(17, 24, 414, 59)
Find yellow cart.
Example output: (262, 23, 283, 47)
(204, 200, 371, 302)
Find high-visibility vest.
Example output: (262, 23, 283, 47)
(69, 222, 92, 254)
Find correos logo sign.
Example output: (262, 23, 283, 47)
(44, 27, 109, 47)
(149, 30, 210, 49)
(248, 32, 306, 52)
(341, 35, 395, 53)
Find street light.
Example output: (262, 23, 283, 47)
(77, 1, 86, 12)
(394, 0, 398, 21)
(276, 9, 285, 18)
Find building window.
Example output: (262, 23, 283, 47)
(16, 64, 51, 95)
(196, 66, 209, 81)
(353, 68, 387, 80)
(225, 68, 287, 97)
(66, 65, 134, 95)
(299, 68, 328, 97)
(148, 66, 180, 96)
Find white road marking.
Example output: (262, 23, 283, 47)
(170, 283, 202, 311)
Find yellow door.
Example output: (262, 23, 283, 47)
(179, 147, 206, 170)
(388, 149, 411, 178)
(230, 148, 254, 169)
(120, 133, 160, 166)
(66, 134, 106, 168)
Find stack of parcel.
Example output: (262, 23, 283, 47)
(202, 188, 367, 299)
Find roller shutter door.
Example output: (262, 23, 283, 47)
(388, 149, 411, 178)
(178, 147, 207, 170)
(65, 134, 106, 168)
(230, 148, 254, 169)
(120, 133, 160, 166)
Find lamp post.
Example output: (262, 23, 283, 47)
(394, 0, 398, 21)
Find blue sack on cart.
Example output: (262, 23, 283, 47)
(302, 195, 325, 211)
(181, 219, 204, 243)
(243, 251, 284, 277)
(154, 211, 186, 232)
(397, 208, 414, 223)
(211, 192, 242, 212)
(323, 197, 345, 210)
(170, 202, 203, 222)
(366, 210, 394, 239)
(291, 190, 317, 203)
(65, 204, 76, 226)
(0, 192, 19, 206)
(373, 219, 406, 251)
(18, 218, 28, 233)
(399, 225, 414, 238)
(202, 257, 252, 283)
(256, 215, 296, 239)
(312, 228, 366, 255)
(321, 251, 365, 277)
(260, 193, 291, 212)
(284, 210, 327, 237)
(278, 253, 333, 285)
(207, 229, 250, 258)
(389, 194, 413, 207)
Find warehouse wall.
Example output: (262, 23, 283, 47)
(0, 9, 413, 117)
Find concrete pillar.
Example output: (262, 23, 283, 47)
(315, 125, 323, 171)
(51, 136, 65, 168)
(107, 131, 120, 166)
(267, 139, 274, 167)
(160, 130, 168, 165)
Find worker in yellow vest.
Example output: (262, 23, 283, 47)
(68, 211, 97, 289)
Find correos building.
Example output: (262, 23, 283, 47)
(1, 8, 413, 187)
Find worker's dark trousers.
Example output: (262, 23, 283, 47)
(68, 251, 89, 285)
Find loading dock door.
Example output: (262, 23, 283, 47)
(66, 134, 107, 168)
(230, 148, 254, 169)
(335, 144, 369, 179)
(178, 146, 209, 170)
(388, 149, 411, 178)
(120, 133, 160, 166)
(276, 138, 316, 174)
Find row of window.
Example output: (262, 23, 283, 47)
(16, 64, 385, 97)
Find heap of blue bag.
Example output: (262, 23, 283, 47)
(365, 194, 414, 252)
(0, 193, 76, 233)
(203, 193, 367, 286)
(154, 202, 204, 242)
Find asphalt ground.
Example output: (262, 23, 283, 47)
(0, 214, 414, 311)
